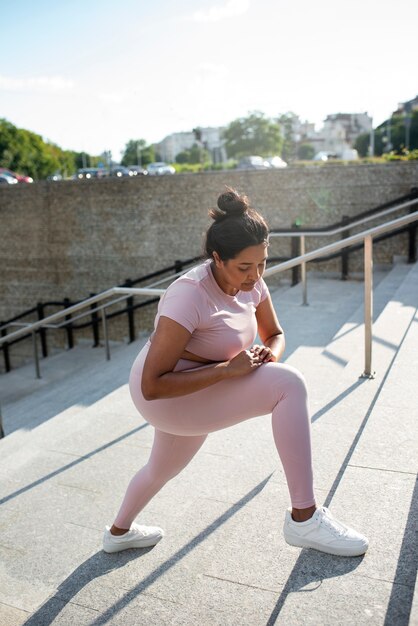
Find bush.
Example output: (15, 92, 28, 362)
(172, 163, 203, 174)
(407, 149, 418, 160)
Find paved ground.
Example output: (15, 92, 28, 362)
(0, 262, 417, 626)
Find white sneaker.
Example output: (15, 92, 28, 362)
(103, 523, 164, 553)
(283, 506, 369, 557)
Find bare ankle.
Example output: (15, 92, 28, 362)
(110, 524, 130, 536)
(291, 505, 317, 522)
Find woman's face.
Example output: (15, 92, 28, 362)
(212, 242, 268, 295)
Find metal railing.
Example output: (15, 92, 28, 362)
(270, 197, 418, 304)
(0, 210, 417, 382)
(0, 255, 203, 373)
(265, 210, 418, 377)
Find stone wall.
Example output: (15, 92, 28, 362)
(1, 162, 417, 370)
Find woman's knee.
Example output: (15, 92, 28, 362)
(273, 363, 308, 399)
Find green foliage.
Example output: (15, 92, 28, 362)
(0, 118, 82, 179)
(297, 143, 315, 160)
(223, 111, 283, 159)
(277, 112, 297, 162)
(354, 133, 370, 157)
(406, 149, 418, 160)
(172, 163, 203, 173)
(356, 111, 418, 157)
(121, 139, 155, 167)
(175, 143, 210, 165)
(173, 160, 237, 174)
(175, 150, 190, 164)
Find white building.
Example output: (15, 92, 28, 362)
(156, 127, 227, 163)
(315, 113, 372, 156)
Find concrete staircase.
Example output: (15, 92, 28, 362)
(0, 261, 417, 626)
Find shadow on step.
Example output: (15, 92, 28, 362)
(22, 475, 272, 626)
(0, 423, 149, 507)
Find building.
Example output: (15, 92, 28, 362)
(156, 127, 227, 164)
(314, 113, 372, 157)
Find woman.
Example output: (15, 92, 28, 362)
(103, 188, 368, 557)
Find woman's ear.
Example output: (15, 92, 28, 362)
(212, 251, 223, 268)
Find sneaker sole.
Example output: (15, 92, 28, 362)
(103, 535, 163, 553)
(284, 534, 368, 557)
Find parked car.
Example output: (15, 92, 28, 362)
(236, 156, 270, 170)
(47, 172, 63, 181)
(265, 156, 287, 168)
(0, 168, 33, 183)
(127, 165, 148, 176)
(0, 172, 19, 184)
(313, 151, 339, 162)
(110, 166, 134, 178)
(146, 162, 175, 175)
(76, 168, 105, 180)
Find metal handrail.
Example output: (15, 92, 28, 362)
(266, 210, 418, 377)
(270, 198, 417, 237)
(1, 211, 417, 380)
(264, 211, 417, 276)
(0, 287, 165, 346)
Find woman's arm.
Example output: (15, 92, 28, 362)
(254, 294, 285, 362)
(141, 316, 263, 400)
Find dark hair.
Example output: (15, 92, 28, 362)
(205, 187, 269, 261)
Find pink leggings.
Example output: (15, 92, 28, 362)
(113, 343, 315, 528)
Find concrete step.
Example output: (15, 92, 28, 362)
(0, 335, 151, 436)
(283, 261, 415, 406)
(0, 264, 416, 625)
(322, 260, 414, 374)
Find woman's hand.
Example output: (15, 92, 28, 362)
(225, 349, 263, 378)
(250, 344, 277, 363)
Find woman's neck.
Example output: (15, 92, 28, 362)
(210, 262, 238, 296)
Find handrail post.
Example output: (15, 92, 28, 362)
(362, 235, 375, 379)
(32, 330, 41, 379)
(63, 298, 74, 349)
(1, 322, 11, 373)
(300, 235, 308, 305)
(37, 302, 48, 358)
(341, 215, 350, 280)
(124, 279, 135, 343)
(101, 308, 110, 361)
(90, 293, 100, 347)
(291, 222, 301, 286)
(0, 403, 4, 439)
(408, 205, 417, 263)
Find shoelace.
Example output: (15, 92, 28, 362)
(317, 507, 347, 538)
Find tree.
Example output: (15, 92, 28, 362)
(189, 143, 209, 164)
(223, 111, 283, 159)
(355, 111, 418, 157)
(277, 112, 298, 162)
(378, 111, 418, 153)
(175, 150, 190, 164)
(121, 139, 155, 167)
(297, 143, 315, 160)
(0, 118, 81, 178)
(175, 143, 210, 165)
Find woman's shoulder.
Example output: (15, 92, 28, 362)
(180, 260, 211, 284)
(165, 261, 210, 299)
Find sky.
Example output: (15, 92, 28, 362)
(1, 0, 417, 161)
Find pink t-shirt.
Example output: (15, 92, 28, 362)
(152, 259, 269, 361)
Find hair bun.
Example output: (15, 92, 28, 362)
(217, 188, 249, 217)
